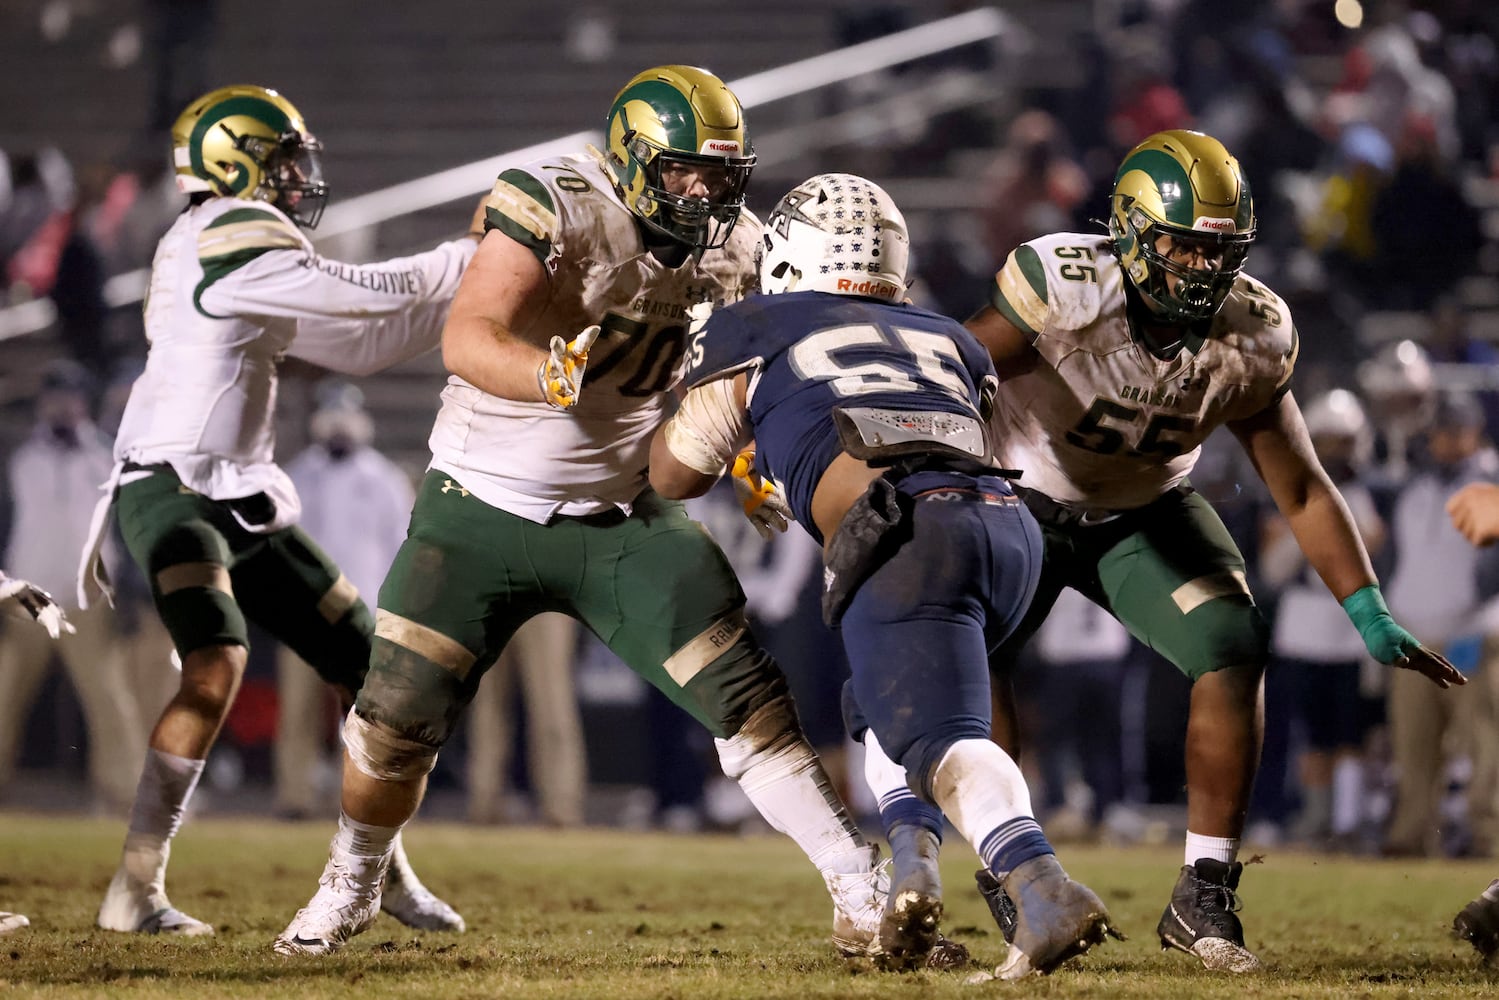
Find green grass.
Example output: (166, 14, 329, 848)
(0, 814, 1495, 998)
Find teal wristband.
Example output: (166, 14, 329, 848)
(1341, 584, 1418, 664)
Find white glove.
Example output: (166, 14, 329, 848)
(0, 578, 74, 640)
(538, 324, 600, 410)
(732, 450, 791, 541)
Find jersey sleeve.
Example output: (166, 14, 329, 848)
(681, 305, 762, 390)
(197, 205, 475, 325)
(988, 243, 1052, 344)
(1273, 324, 1300, 402)
(482, 167, 565, 269)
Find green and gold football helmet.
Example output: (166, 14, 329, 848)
(603, 65, 754, 252)
(171, 84, 329, 228)
(1109, 129, 1254, 324)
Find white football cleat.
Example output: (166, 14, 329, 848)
(97, 868, 214, 936)
(825, 844, 889, 957)
(273, 857, 381, 956)
(381, 839, 465, 932)
(0, 912, 29, 935)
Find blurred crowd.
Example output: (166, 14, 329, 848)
(4, 0, 1499, 856)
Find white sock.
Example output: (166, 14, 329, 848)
(1331, 758, 1364, 835)
(1482, 880, 1499, 904)
(715, 708, 866, 876)
(1185, 831, 1239, 866)
(930, 739, 1050, 876)
(120, 749, 205, 888)
(330, 813, 399, 885)
(862, 730, 909, 805)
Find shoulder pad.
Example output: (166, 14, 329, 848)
(1220, 273, 1299, 396)
(484, 167, 559, 265)
(196, 204, 305, 293)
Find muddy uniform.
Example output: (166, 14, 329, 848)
(358, 151, 779, 746)
(987, 232, 1297, 678)
(683, 289, 1042, 786)
(90, 197, 473, 684)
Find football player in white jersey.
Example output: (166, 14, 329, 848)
(276, 66, 886, 958)
(81, 84, 482, 937)
(0, 568, 71, 937)
(859, 129, 1463, 973)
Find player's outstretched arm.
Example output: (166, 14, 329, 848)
(1231, 392, 1465, 689)
(441, 229, 555, 401)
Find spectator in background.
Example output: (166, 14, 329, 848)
(979, 111, 1092, 265)
(1383, 391, 1499, 857)
(276, 383, 414, 819)
(1444, 466, 1499, 961)
(0, 361, 145, 813)
(1258, 390, 1386, 849)
(466, 612, 587, 828)
(1303, 123, 1395, 305)
(1021, 587, 1132, 840)
(0, 565, 76, 939)
(1370, 113, 1484, 312)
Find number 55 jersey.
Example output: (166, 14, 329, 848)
(426, 151, 760, 523)
(988, 233, 1297, 511)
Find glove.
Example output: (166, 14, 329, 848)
(1342, 584, 1465, 689)
(731, 450, 791, 541)
(538, 324, 600, 410)
(0, 578, 74, 640)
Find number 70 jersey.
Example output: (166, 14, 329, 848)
(988, 233, 1298, 510)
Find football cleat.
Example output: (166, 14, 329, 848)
(971, 854, 1119, 982)
(97, 867, 214, 936)
(1157, 858, 1262, 973)
(381, 839, 465, 932)
(879, 824, 961, 970)
(975, 867, 1019, 943)
(1454, 880, 1499, 963)
(273, 857, 381, 956)
(0, 912, 29, 936)
(826, 845, 888, 957)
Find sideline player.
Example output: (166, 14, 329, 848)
(81, 84, 481, 936)
(276, 66, 885, 957)
(649, 172, 1119, 979)
(862, 129, 1462, 972)
(0, 568, 73, 937)
(1446, 480, 1499, 963)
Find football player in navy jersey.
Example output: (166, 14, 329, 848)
(649, 173, 1118, 980)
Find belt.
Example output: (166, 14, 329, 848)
(1016, 487, 1123, 528)
(910, 486, 1021, 507)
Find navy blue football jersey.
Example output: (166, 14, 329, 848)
(681, 290, 997, 542)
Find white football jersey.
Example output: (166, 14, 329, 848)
(427, 151, 761, 522)
(115, 197, 474, 505)
(989, 233, 1297, 511)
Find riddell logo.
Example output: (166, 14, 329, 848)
(1194, 217, 1235, 233)
(700, 140, 741, 154)
(836, 277, 900, 299)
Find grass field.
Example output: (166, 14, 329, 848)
(1, 814, 1496, 998)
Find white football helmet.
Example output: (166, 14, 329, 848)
(758, 173, 909, 301)
(1301, 388, 1373, 469)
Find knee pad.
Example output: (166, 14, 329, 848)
(149, 520, 246, 656)
(713, 693, 805, 780)
(353, 627, 474, 748)
(342, 707, 440, 781)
